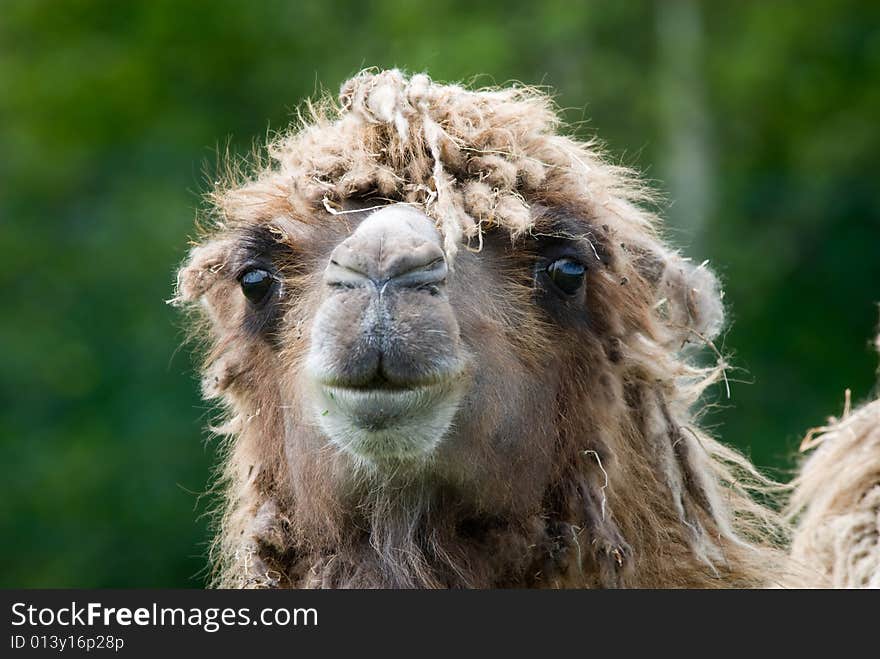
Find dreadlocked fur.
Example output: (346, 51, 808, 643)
(174, 69, 795, 588)
(788, 334, 880, 588)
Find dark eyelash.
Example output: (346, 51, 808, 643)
(232, 228, 288, 279)
(234, 260, 275, 282)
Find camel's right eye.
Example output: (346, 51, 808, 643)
(240, 268, 274, 304)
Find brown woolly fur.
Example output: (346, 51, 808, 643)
(789, 337, 880, 588)
(174, 69, 798, 589)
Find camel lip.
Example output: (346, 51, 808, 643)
(307, 361, 469, 440)
(319, 380, 449, 405)
(315, 377, 464, 433)
(313, 376, 465, 457)
(315, 366, 467, 393)
(319, 378, 447, 393)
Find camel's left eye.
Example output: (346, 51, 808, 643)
(547, 258, 586, 295)
(240, 268, 274, 303)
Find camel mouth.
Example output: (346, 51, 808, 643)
(318, 370, 458, 392)
(311, 375, 466, 463)
(319, 378, 459, 428)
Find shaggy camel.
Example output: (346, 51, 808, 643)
(175, 69, 801, 588)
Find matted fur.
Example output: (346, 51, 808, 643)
(789, 337, 880, 588)
(174, 69, 797, 588)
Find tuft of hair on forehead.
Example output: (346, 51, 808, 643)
(211, 68, 657, 243)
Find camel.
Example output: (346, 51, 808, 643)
(789, 333, 880, 588)
(174, 69, 800, 588)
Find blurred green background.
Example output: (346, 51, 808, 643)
(1, 0, 878, 587)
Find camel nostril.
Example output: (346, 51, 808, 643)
(381, 252, 447, 289)
(324, 242, 373, 288)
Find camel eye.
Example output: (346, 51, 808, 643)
(240, 268, 274, 303)
(547, 258, 585, 295)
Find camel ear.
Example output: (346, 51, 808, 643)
(657, 253, 725, 346)
(631, 245, 724, 347)
(171, 239, 233, 306)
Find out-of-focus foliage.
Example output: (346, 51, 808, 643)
(1, 0, 877, 587)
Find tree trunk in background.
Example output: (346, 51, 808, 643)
(655, 0, 714, 252)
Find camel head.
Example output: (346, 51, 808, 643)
(175, 70, 788, 588)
